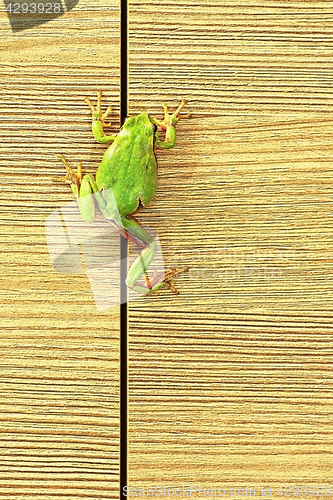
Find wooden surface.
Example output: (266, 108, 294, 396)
(2, 0, 333, 497)
(128, 0, 333, 495)
(0, 1, 120, 498)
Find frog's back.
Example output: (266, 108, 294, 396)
(96, 113, 158, 216)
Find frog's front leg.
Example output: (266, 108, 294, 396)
(60, 155, 106, 223)
(154, 100, 186, 149)
(85, 91, 118, 144)
(122, 215, 188, 294)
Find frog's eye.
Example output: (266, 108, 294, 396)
(148, 115, 157, 132)
(123, 116, 135, 127)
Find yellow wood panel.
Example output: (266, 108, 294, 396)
(128, 0, 333, 495)
(0, 1, 120, 498)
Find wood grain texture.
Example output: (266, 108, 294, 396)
(128, 0, 333, 495)
(0, 1, 120, 498)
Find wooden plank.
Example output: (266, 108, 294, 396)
(128, 0, 333, 494)
(0, 1, 120, 498)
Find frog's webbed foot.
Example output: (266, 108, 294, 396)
(144, 266, 189, 295)
(60, 155, 82, 189)
(85, 92, 117, 144)
(85, 91, 113, 128)
(153, 100, 187, 130)
(162, 266, 189, 294)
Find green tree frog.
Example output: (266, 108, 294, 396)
(61, 92, 188, 295)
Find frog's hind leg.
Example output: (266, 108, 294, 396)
(122, 214, 188, 294)
(121, 215, 157, 293)
(60, 155, 106, 224)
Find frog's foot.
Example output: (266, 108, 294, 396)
(163, 266, 189, 294)
(147, 266, 189, 294)
(153, 100, 187, 130)
(60, 155, 82, 189)
(84, 91, 112, 127)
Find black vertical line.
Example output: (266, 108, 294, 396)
(120, 0, 128, 497)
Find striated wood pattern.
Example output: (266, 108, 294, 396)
(0, 1, 120, 498)
(128, 0, 333, 495)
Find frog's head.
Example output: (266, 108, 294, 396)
(122, 113, 157, 139)
(137, 113, 157, 134)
